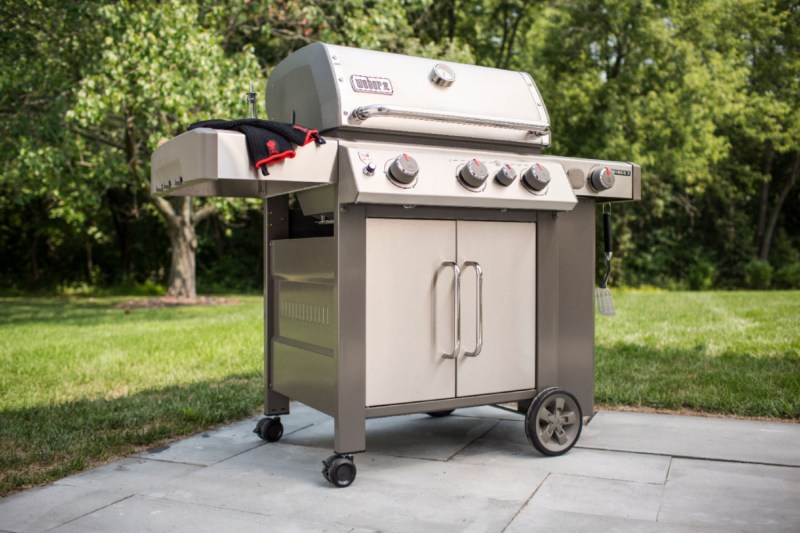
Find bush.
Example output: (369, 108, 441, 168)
(686, 258, 717, 290)
(775, 263, 800, 289)
(744, 259, 773, 289)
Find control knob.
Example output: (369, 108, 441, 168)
(590, 167, 615, 191)
(431, 63, 456, 87)
(388, 154, 419, 185)
(522, 163, 551, 191)
(495, 164, 517, 186)
(459, 159, 489, 188)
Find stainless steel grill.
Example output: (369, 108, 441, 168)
(151, 43, 641, 487)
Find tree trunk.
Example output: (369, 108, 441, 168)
(105, 188, 133, 279)
(162, 197, 196, 298)
(755, 140, 774, 257)
(85, 238, 94, 284)
(30, 233, 39, 283)
(760, 151, 800, 261)
(150, 195, 216, 299)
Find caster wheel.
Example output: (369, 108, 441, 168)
(426, 409, 455, 418)
(322, 454, 357, 488)
(254, 417, 283, 442)
(525, 387, 582, 456)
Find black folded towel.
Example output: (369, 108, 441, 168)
(188, 119, 325, 176)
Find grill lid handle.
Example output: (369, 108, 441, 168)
(351, 104, 550, 137)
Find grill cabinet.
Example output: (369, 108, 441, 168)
(151, 43, 641, 487)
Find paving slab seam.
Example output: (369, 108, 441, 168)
(136, 456, 209, 468)
(41, 494, 136, 533)
(576, 445, 800, 469)
(654, 456, 673, 523)
(500, 472, 550, 533)
(137, 494, 275, 519)
(445, 419, 502, 461)
(352, 451, 452, 463)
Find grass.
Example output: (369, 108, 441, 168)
(596, 290, 800, 419)
(0, 296, 264, 497)
(1, 291, 798, 497)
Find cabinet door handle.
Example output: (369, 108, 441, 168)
(441, 261, 461, 360)
(461, 261, 483, 358)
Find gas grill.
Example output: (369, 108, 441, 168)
(151, 43, 641, 487)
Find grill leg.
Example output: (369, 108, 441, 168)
(333, 200, 367, 455)
(264, 197, 290, 417)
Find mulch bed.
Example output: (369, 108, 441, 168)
(113, 296, 239, 309)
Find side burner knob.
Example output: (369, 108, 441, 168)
(522, 163, 551, 191)
(495, 164, 517, 186)
(590, 167, 615, 191)
(388, 154, 419, 185)
(459, 159, 489, 188)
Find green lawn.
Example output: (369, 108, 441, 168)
(596, 290, 800, 419)
(0, 291, 798, 497)
(0, 296, 265, 496)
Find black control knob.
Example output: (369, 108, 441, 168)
(388, 154, 419, 185)
(495, 164, 517, 186)
(459, 159, 489, 188)
(590, 167, 615, 191)
(522, 163, 551, 191)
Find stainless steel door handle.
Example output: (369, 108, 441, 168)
(441, 262, 461, 360)
(351, 104, 550, 137)
(461, 261, 483, 357)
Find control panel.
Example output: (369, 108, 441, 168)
(541, 156, 641, 201)
(338, 141, 580, 211)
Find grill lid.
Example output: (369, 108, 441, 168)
(265, 43, 551, 147)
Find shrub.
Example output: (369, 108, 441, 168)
(744, 259, 773, 289)
(686, 258, 717, 290)
(775, 263, 800, 289)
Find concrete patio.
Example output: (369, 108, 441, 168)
(1, 403, 798, 532)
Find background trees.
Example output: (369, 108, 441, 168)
(1, 0, 797, 292)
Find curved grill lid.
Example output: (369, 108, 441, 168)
(265, 43, 551, 147)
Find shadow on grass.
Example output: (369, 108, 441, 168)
(0, 375, 263, 498)
(596, 342, 800, 419)
(0, 297, 248, 327)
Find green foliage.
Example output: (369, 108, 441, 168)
(775, 263, 800, 289)
(0, 1, 263, 290)
(744, 259, 773, 289)
(686, 256, 717, 291)
(1, 0, 799, 290)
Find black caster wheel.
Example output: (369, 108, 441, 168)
(253, 417, 283, 442)
(322, 454, 357, 488)
(426, 409, 455, 418)
(525, 387, 582, 456)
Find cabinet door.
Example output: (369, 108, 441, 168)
(457, 220, 536, 397)
(365, 218, 457, 406)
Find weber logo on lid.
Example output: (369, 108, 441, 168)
(350, 75, 393, 95)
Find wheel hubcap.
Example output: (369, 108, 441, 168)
(536, 395, 579, 451)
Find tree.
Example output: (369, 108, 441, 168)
(0, 2, 109, 286)
(66, 2, 261, 297)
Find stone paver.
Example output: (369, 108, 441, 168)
(1, 405, 798, 533)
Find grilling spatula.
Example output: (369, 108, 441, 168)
(596, 204, 616, 316)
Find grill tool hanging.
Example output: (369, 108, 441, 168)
(596, 204, 616, 316)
